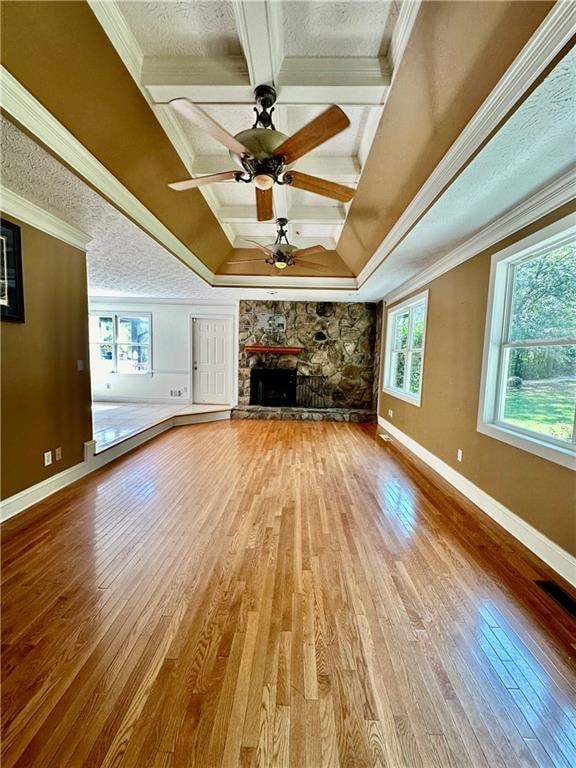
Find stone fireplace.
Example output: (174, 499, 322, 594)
(233, 300, 378, 421)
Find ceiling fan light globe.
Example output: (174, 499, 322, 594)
(254, 174, 275, 191)
(274, 261, 288, 270)
(232, 128, 289, 161)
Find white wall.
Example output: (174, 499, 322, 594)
(89, 298, 239, 404)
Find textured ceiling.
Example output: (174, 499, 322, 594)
(361, 46, 576, 298)
(118, 1, 242, 57)
(281, 1, 394, 57)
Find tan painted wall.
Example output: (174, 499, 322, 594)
(1, 216, 93, 499)
(339, 0, 554, 275)
(378, 203, 576, 557)
(0, 0, 231, 273)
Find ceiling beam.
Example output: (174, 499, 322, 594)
(232, 0, 283, 86)
(143, 56, 391, 105)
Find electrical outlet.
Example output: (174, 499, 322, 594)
(106, 383, 111, 390)
(55, 447, 62, 461)
(388, 409, 393, 418)
(457, 449, 463, 462)
(43, 451, 53, 467)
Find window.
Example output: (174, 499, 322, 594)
(478, 217, 575, 469)
(89, 313, 151, 374)
(383, 291, 428, 406)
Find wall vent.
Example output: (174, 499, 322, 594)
(534, 580, 576, 619)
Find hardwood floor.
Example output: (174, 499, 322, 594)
(2, 420, 575, 768)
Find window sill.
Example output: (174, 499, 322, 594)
(382, 386, 422, 407)
(477, 421, 575, 470)
(101, 372, 153, 377)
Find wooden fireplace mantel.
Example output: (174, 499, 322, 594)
(244, 345, 304, 355)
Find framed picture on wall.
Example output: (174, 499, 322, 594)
(0, 218, 24, 323)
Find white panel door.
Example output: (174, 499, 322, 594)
(192, 317, 231, 404)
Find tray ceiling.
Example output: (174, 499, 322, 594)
(96, 0, 397, 251)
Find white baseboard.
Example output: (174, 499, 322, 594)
(377, 417, 576, 587)
(0, 458, 93, 523)
(0, 410, 231, 523)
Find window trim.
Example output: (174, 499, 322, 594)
(89, 311, 152, 376)
(477, 215, 576, 470)
(382, 290, 429, 407)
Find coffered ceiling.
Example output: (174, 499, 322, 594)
(0, 0, 573, 300)
(90, 0, 397, 252)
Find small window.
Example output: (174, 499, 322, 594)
(478, 217, 575, 469)
(89, 313, 151, 375)
(383, 291, 428, 406)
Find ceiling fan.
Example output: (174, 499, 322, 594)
(167, 85, 356, 221)
(227, 218, 330, 272)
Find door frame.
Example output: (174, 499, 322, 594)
(189, 314, 237, 406)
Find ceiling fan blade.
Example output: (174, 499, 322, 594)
(243, 239, 275, 255)
(274, 106, 350, 164)
(169, 98, 250, 156)
(168, 171, 237, 191)
(296, 260, 331, 271)
(293, 245, 327, 259)
(287, 171, 355, 203)
(227, 258, 267, 264)
(256, 187, 274, 221)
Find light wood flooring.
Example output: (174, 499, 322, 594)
(92, 401, 231, 452)
(1, 420, 575, 767)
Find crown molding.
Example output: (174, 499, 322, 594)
(213, 274, 357, 290)
(388, 0, 422, 76)
(384, 167, 576, 305)
(358, 0, 576, 288)
(0, 66, 214, 285)
(0, 187, 91, 251)
(87, 0, 143, 81)
(89, 295, 239, 307)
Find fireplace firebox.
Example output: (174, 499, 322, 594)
(250, 368, 297, 407)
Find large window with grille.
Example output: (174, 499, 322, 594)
(383, 291, 428, 406)
(478, 218, 575, 469)
(89, 313, 151, 375)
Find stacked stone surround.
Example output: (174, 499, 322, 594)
(231, 405, 375, 422)
(237, 300, 377, 414)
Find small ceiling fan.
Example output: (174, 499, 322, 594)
(167, 85, 356, 221)
(227, 218, 330, 272)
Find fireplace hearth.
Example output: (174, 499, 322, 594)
(250, 368, 297, 407)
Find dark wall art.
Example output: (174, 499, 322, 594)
(0, 218, 24, 323)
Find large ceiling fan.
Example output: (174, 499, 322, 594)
(167, 85, 356, 221)
(227, 218, 330, 272)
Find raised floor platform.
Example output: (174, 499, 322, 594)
(231, 405, 376, 422)
(93, 401, 231, 452)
